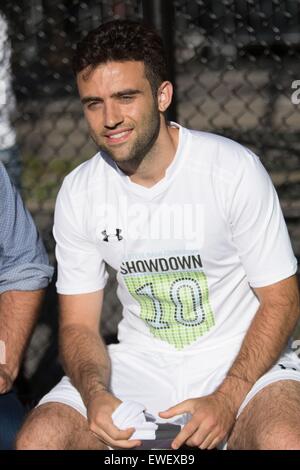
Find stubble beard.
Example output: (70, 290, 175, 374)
(92, 104, 161, 169)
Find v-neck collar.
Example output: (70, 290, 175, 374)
(105, 122, 189, 200)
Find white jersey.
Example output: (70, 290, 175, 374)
(54, 123, 297, 352)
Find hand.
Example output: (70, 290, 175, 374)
(0, 367, 13, 394)
(87, 390, 142, 449)
(159, 390, 237, 450)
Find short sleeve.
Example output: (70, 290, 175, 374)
(0, 163, 53, 293)
(228, 149, 297, 287)
(54, 179, 109, 294)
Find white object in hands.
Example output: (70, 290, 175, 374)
(112, 401, 158, 440)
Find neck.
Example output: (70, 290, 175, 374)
(117, 119, 179, 188)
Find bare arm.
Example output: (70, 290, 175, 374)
(0, 289, 45, 392)
(59, 290, 110, 406)
(217, 274, 300, 409)
(59, 290, 141, 448)
(161, 275, 300, 449)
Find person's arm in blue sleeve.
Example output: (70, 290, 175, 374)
(0, 163, 54, 392)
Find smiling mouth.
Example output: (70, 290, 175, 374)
(105, 129, 133, 144)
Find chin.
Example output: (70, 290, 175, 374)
(110, 153, 132, 163)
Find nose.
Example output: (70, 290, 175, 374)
(103, 101, 123, 129)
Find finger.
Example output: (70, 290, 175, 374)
(102, 422, 136, 441)
(113, 439, 142, 450)
(107, 423, 135, 441)
(207, 435, 223, 450)
(184, 420, 217, 449)
(198, 430, 220, 450)
(90, 418, 135, 441)
(159, 400, 193, 419)
(171, 420, 198, 450)
(91, 429, 141, 449)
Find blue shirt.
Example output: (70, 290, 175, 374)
(0, 162, 53, 292)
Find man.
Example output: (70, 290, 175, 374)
(0, 162, 53, 449)
(16, 20, 300, 450)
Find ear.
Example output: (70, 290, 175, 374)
(157, 81, 173, 113)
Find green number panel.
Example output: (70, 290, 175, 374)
(124, 271, 215, 349)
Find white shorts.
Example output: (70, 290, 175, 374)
(38, 340, 300, 447)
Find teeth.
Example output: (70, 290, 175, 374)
(109, 131, 129, 139)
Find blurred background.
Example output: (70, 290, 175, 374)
(0, 0, 300, 405)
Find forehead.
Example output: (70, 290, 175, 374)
(77, 61, 149, 95)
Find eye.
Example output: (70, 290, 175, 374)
(87, 101, 102, 110)
(120, 95, 134, 101)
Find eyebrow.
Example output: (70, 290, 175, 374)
(81, 89, 142, 105)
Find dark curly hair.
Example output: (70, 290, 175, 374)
(73, 20, 168, 96)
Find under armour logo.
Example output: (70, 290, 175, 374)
(102, 229, 123, 242)
(278, 363, 297, 371)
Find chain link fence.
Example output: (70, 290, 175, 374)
(1, 0, 300, 401)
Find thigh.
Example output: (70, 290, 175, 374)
(228, 379, 300, 449)
(16, 402, 106, 450)
(0, 391, 25, 450)
(228, 348, 300, 449)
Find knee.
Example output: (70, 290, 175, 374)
(16, 425, 54, 450)
(15, 418, 43, 450)
(15, 428, 36, 450)
(15, 405, 57, 450)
